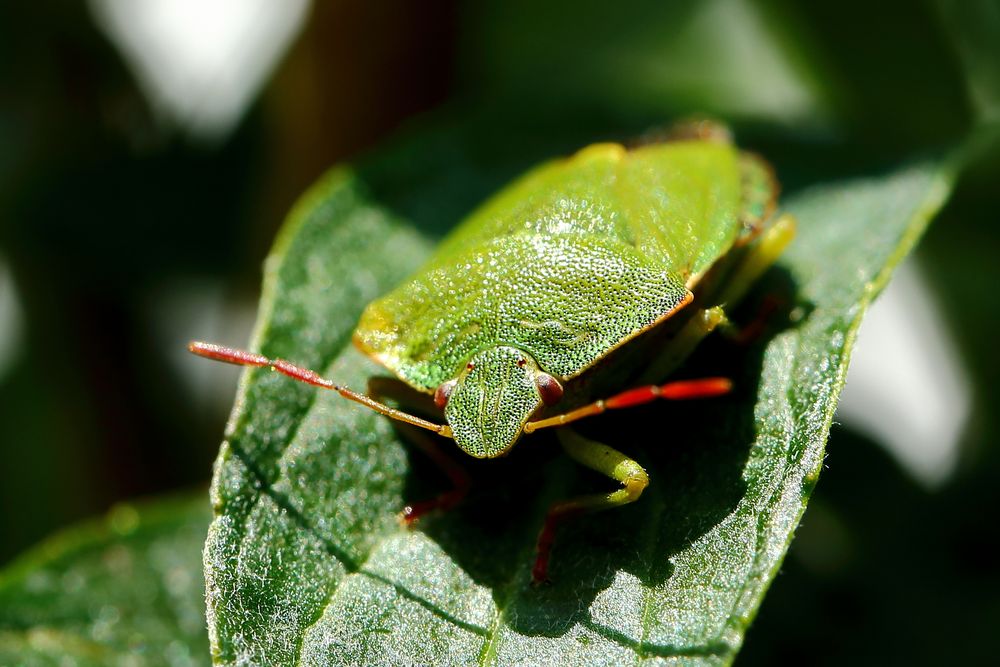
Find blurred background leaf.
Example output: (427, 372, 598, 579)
(0, 496, 210, 666)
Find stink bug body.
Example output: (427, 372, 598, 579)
(191, 120, 795, 584)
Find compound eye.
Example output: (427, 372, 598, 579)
(535, 372, 564, 406)
(434, 379, 457, 409)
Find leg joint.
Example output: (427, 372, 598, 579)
(621, 464, 649, 502)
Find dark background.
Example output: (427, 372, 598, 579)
(1, 1, 997, 664)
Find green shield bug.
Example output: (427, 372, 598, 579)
(190, 120, 795, 584)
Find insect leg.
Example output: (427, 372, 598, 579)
(366, 377, 471, 525)
(715, 213, 796, 307)
(636, 305, 727, 385)
(532, 429, 648, 584)
(718, 293, 785, 345)
(397, 429, 472, 525)
(523, 377, 731, 434)
(710, 214, 796, 345)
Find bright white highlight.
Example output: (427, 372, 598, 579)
(89, 0, 311, 138)
(0, 255, 24, 381)
(838, 259, 971, 487)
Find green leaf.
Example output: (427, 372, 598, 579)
(204, 127, 954, 665)
(0, 496, 211, 667)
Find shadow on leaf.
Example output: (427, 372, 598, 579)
(398, 265, 801, 647)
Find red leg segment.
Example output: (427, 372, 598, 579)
(395, 429, 472, 525)
(524, 377, 732, 434)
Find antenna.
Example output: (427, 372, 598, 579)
(188, 341, 453, 438)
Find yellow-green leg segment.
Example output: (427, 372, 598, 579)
(533, 429, 649, 584)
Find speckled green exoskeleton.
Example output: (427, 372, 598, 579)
(191, 120, 795, 583)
